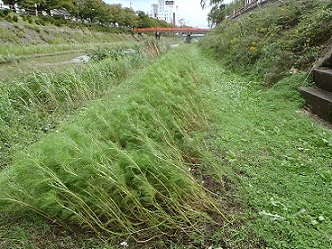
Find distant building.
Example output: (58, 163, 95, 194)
(151, 4, 158, 18)
(149, 0, 179, 26)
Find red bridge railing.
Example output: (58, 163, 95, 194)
(134, 27, 211, 34)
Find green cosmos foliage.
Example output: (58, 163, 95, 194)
(0, 46, 226, 239)
(0, 41, 166, 168)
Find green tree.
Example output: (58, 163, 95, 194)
(108, 4, 123, 26)
(207, 4, 226, 27)
(3, 0, 16, 5)
(119, 7, 137, 27)
(136, 10, 152, 28)
(43, 0, 77, 14)
(97, 4, 113, 25)
(77, 0, 105, 22)
(18, 0, 46, 9)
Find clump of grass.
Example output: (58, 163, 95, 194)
(90, 39, 172, 62)
(0, 54, 14, 63)
(0, 46, 227, 241)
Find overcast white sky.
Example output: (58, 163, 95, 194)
(104, 0, 232, 28)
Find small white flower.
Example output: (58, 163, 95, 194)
(295, 208, 306, 215)
(318, 216, 325, 221)
(120, 241, 128, 247)
(311, 219, 318, 226)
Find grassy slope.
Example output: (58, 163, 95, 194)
(202, 62, 332, 248)
(200, 0, 332, 85)
(0, 17, 137, 63)
(1, 1, 332, 245)
(1, 43, 331, 248)
(197, 1, 332, 246)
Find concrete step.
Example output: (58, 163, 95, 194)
(319, 53, 332, 68)
(298, 86, 332, 122)
(313, 67, 332, 93)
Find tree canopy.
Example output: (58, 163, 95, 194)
(2, 0, 170, 28)
(200, 0, 226, 26)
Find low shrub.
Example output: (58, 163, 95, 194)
(2, 9, 10, 16)
(35, 19, 45, 26)
(12, 15, 18, 22)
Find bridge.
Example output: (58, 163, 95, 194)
(133, 27, 211, 43)
(133, 27, 211, 34)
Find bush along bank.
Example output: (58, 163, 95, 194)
(0, 45, 230, 246)
(199, 0, 332, 86)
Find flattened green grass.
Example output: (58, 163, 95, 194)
(199, 53, 332, 248)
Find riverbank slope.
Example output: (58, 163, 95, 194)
(1, 42, 331, 249)
(0, 15, 140, 65)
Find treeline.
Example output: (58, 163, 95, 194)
(2, 0, 171, 28)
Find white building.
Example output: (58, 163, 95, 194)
(150, 0, 179, 26)
(150, 4, 158, 18)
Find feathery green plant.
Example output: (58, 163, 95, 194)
(0, 45, 227, 240)
(0, 39, 168, 168)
